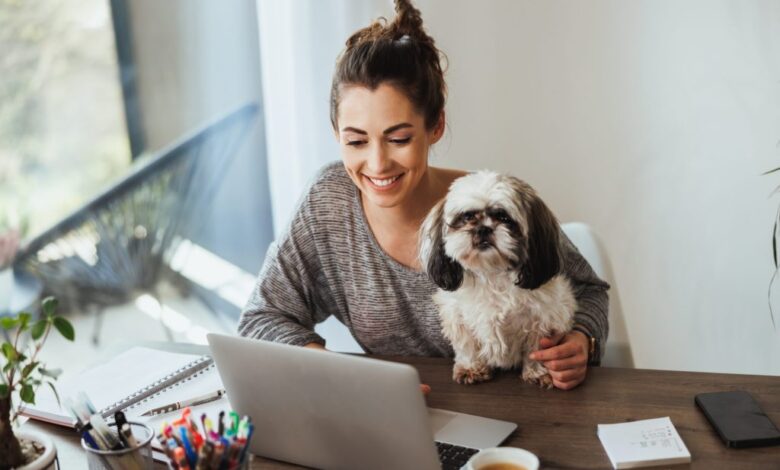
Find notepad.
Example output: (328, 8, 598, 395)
(20, 347, 230, 461)
(597, 417, 692, 469)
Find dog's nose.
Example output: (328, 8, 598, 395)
(477, 225, 493, 238)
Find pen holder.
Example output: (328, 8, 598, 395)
(81, 421, 154, 470)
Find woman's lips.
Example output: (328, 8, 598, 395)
(363, 173, 404, 191)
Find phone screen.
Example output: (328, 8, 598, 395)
(695, 391, 780, 448)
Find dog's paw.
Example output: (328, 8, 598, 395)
(453, 364, 493, 385)
(522, 372, 554, 389)
(521, 364, 553, 389)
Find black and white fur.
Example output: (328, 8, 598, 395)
(419, 171, 576, 387)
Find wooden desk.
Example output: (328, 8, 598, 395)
(23, 356, 780, 469)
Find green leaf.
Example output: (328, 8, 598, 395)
(1, 342, 17, 361)
(46, 382, 61, 407)
(31, 319, 47, 340)
(41, 296, 58, 317)
(0, 384, 8, 398)
(39, 367, 62, 379)
(0, 317, 18, 330)
(20, 383, 34, 404)
(3, 362, 13, 373)
(22, 361, 39, 379)
(17, 312, 31, 330)
(52, 317, 74, 341)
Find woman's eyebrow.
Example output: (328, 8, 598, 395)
(340, 123, 413, 135)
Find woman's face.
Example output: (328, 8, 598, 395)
(335, 83, 443, 209)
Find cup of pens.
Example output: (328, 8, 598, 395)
(81, 421, 155, 470)
(160, 407, 253, 470)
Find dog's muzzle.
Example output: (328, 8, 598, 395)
(474, 225, 494, 250)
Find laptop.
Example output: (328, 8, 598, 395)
(207, 333, 517, 470)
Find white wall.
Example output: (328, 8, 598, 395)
(260, 0, 780, 375)
(415, 0, 780, 375)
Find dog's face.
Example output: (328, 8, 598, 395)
(419, 171, 562, 291)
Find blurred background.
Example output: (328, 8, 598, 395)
(1, 0, 778, 377)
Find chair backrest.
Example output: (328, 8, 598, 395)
(561, 222, 634, 368)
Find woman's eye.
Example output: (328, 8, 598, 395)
(346, 141, 366, 146)
(389, 137, 411, 145)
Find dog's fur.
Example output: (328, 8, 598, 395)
(419, 171, 576, 387)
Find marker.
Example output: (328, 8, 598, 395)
(180, 425, 197, 467)
(174, 447, 190, 470)
(217, 411, 225, 437)
(210, 441, 224, 470)
(240, 423, 254, 463)
(195, 440, 214, 470)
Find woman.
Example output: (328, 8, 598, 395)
(238, 0, 609, 390)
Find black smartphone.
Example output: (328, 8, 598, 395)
(695, 390, 780, 448)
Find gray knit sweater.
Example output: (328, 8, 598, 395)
(238, 162, 610, 361)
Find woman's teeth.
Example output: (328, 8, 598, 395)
(368, 175, 400, 187)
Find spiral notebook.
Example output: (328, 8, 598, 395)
(20, 347, 230, 459)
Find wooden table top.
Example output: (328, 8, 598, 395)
(22, 355, 780, 469)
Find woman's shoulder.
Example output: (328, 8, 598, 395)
(298, 161, 356, 216)
(309, 161, 352, 193)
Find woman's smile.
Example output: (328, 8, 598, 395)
(363, 173, 404, 191)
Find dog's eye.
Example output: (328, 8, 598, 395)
(462, 211, 477, 222)
(490, 210, 512, 223)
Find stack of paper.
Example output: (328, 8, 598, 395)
(597, 417, 691, 469)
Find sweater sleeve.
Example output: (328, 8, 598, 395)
(559, 230, 610, 365)
(237, 191, 330, 347)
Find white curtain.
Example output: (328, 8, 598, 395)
(256, 0, 391, 238)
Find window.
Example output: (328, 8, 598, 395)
(0, 0, 130, 237)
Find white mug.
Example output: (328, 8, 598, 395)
(463, 446, 540, 470)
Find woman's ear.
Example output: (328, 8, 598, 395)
(515, 194, 562, 290)
(431, 110, 445, 144)
(419, 199, 463, 291)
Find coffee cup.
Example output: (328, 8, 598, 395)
(462, 446, 540, 470)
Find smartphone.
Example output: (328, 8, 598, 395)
(695, 390, 780, 448)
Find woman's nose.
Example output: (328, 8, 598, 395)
(365, 143, 390, 172)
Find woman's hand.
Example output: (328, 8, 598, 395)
(529, 331, 589, 390)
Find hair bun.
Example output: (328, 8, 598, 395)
(392, 0, 425, 39)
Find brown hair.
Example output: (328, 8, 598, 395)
(329, 0, 447, 131)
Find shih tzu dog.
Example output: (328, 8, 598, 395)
(419, 171, 576, 388)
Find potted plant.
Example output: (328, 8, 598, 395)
(0, 297, 74, 469)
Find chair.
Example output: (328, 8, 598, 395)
(561, 222, 634, 368)
(13, 103, 258, 344)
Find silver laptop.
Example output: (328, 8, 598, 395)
(207, 333, 516, 470)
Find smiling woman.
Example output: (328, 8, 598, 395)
(238, 0, 610, 392)
(337, 83, 446, 228)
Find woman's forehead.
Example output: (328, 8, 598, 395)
(337, 83, 423, 131)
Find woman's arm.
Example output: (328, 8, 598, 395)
(237, 183, 332, 347)
(529, 230, 610, 390)
(237, 238, 328, 347)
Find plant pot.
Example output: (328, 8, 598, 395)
(12, 429, 57, 470)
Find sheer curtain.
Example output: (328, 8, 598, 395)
(256, 0, 390, 237)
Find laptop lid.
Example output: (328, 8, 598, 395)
(207, 333, 441, 470)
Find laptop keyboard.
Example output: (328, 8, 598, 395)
(436, 441, 480, 470)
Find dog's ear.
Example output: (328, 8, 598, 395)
(419, 199, 463, 291)
(515, 192, 562, 290)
